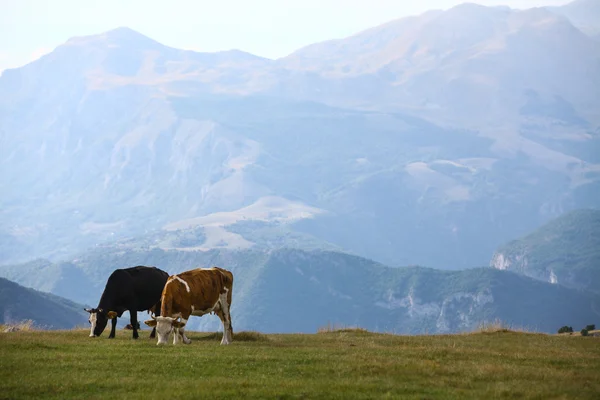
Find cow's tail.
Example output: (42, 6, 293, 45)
(148, 301, 161, 317)
(215, 266, 234, 306)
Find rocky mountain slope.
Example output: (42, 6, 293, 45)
(491, 208, 600, 293)
(0, 277, 88, 329)
(1, 1, 599, 270)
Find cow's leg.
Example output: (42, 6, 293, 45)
(179, 318, 192, 344)
(223, 308, 233, 345)
(214, 309, 226, 344)
(130, 311, 139, 340)
(149, 300, 161, 339)
(173, 326, 182, 345)
(218, 293, 233, 345)
(223, 294, 233, 344)
(108, 317, 117, 339)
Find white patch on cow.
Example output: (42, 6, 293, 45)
(173, 276, 191, 293)
(88, 313, 97, 337)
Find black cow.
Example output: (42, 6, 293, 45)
(84, 266, 169, 339)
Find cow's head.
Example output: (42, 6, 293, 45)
(84, 308, 118, 337)
(144, 316, 185, 345)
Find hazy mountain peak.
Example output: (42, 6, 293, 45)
(516, 6, 564, 21)
(446, 2, 503, 14)
(510, 5, 591, 41)
(549, 0, 600, 39)
(65, 26, 164, 51)
(563, 0, 600, 12)
(436, 2, 511, 27)
(283, 3, 514, 74)
(104, 26, 157, 43)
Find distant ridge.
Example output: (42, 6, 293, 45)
(2, 248, 598, 334)
(0, 277, 88, 329)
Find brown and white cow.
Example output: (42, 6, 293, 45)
(144, 266, 233, 345)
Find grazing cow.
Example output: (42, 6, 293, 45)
(85, 266, 169, 339)
(144, 266, 233, 345)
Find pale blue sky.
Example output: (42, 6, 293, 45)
(0, 0, 571, 72)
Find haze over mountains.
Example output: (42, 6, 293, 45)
(549, 0, 600, 40)
(2, 0, 599, 270)
(1, 0, 599, 334)
(0, 1, 600, 268)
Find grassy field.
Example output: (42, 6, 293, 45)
(1, 328, 599, 399)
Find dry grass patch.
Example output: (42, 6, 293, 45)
(559, 329, 600, 337)
(317, 322, 370, 334)
(469, 319, 537, 334)
(233, 331, 270, 341)
(1, 319, 37, 332)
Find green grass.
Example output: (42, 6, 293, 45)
(1, 329, 599, 399)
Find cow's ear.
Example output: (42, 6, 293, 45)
(84, 308, 93, 313)
(172, 320, 186, 328)
(106, 311, 118, 319)
(144, 319, 157, 327)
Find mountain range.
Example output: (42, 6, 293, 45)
(0, 207, 598, 334)
(1, 240, 598, 334)
(1, 1, 599, 269)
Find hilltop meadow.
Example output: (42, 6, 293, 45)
(1, 325, 599, 399)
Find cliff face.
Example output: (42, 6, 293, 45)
(490, 251, 563, 285)
(490, 209, 600, 293)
